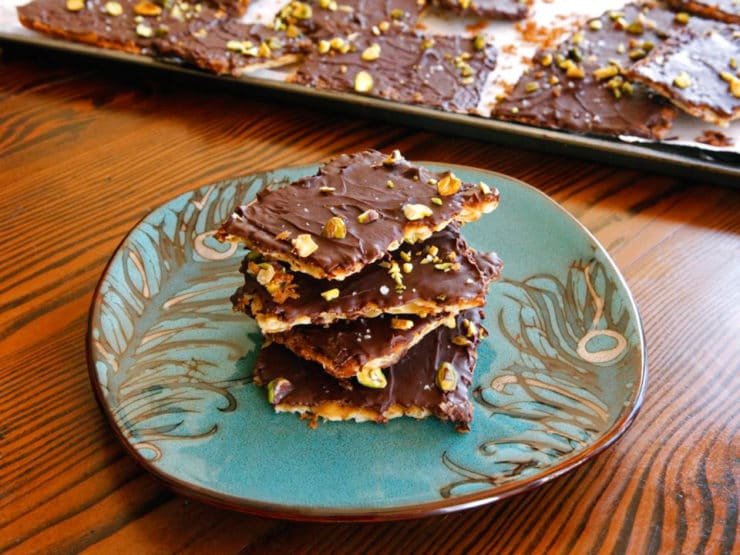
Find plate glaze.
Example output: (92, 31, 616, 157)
(87, 163, 647, 521)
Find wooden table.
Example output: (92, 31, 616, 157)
(1, 43, 738, 554)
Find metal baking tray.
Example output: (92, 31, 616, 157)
(2, 0, 738, 186)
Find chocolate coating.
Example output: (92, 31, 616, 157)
(629, 25, 740, 125)
(17, 0, 224, 55)
(219, 150, 500, 280)
(432, 0, 529, 20)
(236, 225, 502, 331)
(254, 309, 486, 431)
(154, 19, 313, 75)
(269, 313, 450, 378)
(292, 32, 497, 113)
(491, 3, 711, 138)
(667, 0, 740, 23)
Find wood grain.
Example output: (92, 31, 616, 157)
(0, 45, 737, 554)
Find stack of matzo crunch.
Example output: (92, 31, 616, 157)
(216, 149, 502, 431)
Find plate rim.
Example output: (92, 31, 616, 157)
(86, 160, 648, 522)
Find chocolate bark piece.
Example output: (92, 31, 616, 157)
(667, 0, 740, 24)
(291, 32, 497, 113)
(234, 225, 502, 333)
(217, 150, 500, 281)
(432, 0, 529, 20)
(154, 19, 313, 76)
(17, 0, 224, 55)
(273, 0, 422, 39)
(491, 3, 701, 138)
(628, 25, 740, 126)
(268, 313, 454, 379)
(254, 309, 487, 432)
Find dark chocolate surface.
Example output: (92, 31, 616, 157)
(254, 309, 486, 430)
(269, 313, 450, 378)
(17, 0, 224, 55)
(220, 150, 500, 280)
(629, 25, 740, 122)
(491, 3, 713, 138)
(292, 32, 497, 113)
(432, 0, 529, 20)
(237, 225, 502, 329)
(154, 19, 312, 75)
(274, 0, 422, 38)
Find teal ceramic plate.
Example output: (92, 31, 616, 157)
(87, 163, 647, 521)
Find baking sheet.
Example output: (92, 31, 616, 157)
(2, 0, 738, 184)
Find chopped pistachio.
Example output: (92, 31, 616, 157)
(402, 203, 433, 221)
(291, 233, 318, 257)
(673, 71, 691, 89)
(361, 43, 381, 61)
(588, 19, 603, 30)
(378, 20, 390, 32)
(431, 197, 443, 206)
(258, 42, 272, 57)
(104, 1, 123, 15)
(436, 362, 458, 392)
(357, 367, 387, 388)
(479, 182, 491, 194)
(540, 53, 553, 67)
(437, 172, 461, 196)
(625, 21, 643, 34)
(434, 262, 453, 271)
(321, 288, 340, 301)
(291, 1, 313, 19)
(319, 186, 335, 193)
(323, 216, 346, 239)
(66, 0, 85, 11)
(354, 70, 374, 93)
(473, 35, 486, 51)
(391, 318, 414, 330)
(566, 64, 585, 79)
(621, 81, 634, 96)
(524, 81, 539, 93)
(459, 0, 470, 8)
(399, 250, 411, 262)
(402, 262, 413, 273)
(267, 378, 293, 404)
(390, 7, 404, 19)
(628, 48, 646, 60)
(357, 209, 380, 224)
(421, 37, 435, 50)
(386, 179, 394, 188)
(133, 0, 161, 16)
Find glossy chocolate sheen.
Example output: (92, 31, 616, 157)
(275, 0, 422, 38)
(668, 0, 740, 23)
(491, 3, 713, 138)
(154, 19, 313, 75)
(432, 0, 529, 20)
(17, 0, 224, 55)
(629, 25, 740, 122)
(292, 33, 497, 113)
(268, 313, 450, 378)
(254, 309, 485, 430)
(237, 225, 502, 329)
(220, 150, 499, 280)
